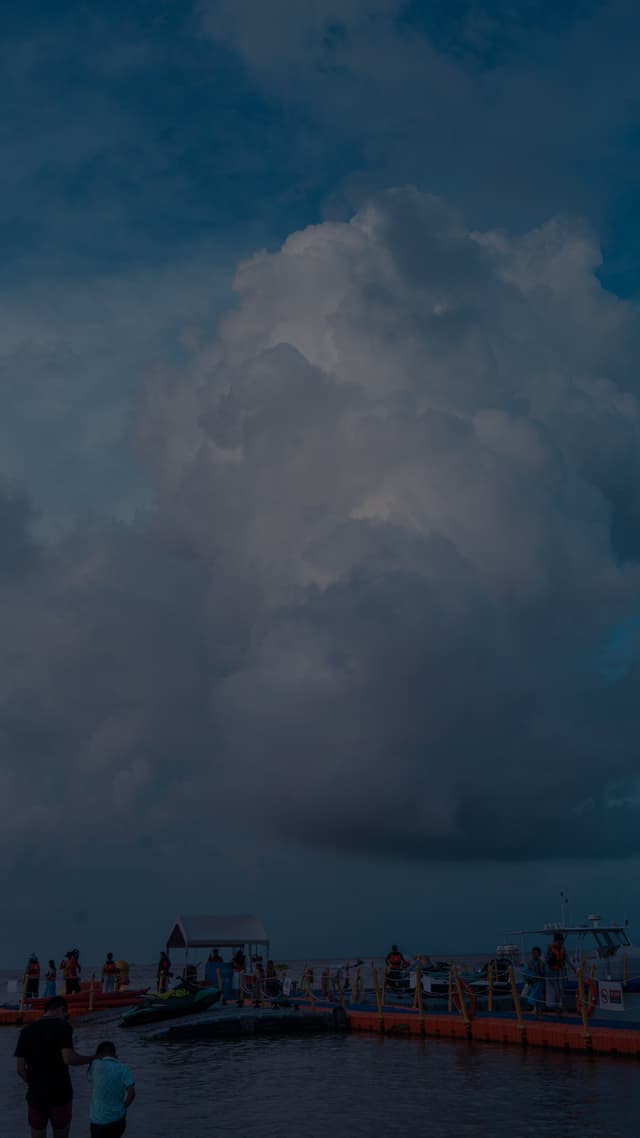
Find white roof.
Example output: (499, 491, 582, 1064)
(166, 914, 269, 950)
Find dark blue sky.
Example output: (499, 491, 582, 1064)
(1, 1, 640, 964)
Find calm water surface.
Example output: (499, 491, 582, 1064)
(3, 961, 640, 1136)
(4, 1016, 640, 1137)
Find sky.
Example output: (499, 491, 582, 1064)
(2, 0, 640, 967)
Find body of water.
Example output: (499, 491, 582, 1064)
(3, 961, 640, 1136)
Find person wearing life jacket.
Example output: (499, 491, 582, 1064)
(157, 951, 171, 994)
(385, 944, 408, 993)
(102, 952, 118, 993)
(207, 949, 223, 964)
(25, 955, 40, 998)
(523, 946, 545, 1015)
(266, 960, 280, 997)
(545, 933, 567, 1012)
(65, 949, 81, 995)
(43, 959, 57, 998)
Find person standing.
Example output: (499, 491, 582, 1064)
(87, 1040, 136, 1138)
(65, 950, 81, 996)
(524, 946, 546, 1015)
(102, 954, 118, 994)
(25, 955, 41, 999)
(15, 994, 94, 1138)
(43, 961, 57, 999)
(157, 951, 171, 994)
(545, 932, 567, 1013)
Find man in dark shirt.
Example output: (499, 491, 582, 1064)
(15, 995, 94, 1138)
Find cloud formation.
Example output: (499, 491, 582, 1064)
(3, 189, 640, 869)
(201, 0, 640, 235)
(139, 189, 640, 858)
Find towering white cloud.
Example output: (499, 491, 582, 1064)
(135, 189, 640, 858)
(2, 190, 640, 866)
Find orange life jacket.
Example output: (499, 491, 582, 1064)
(27, 962, 40, 977)
(66, 957, 79, 978)
(103, 961, 117, 974)
(388, 952, 402, 969)
(547, 943, 566, 970)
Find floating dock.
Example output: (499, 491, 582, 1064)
(294, 996, 640, 1057)
(144, 1004, 347, 1041)
(0, 986, 149, 1026)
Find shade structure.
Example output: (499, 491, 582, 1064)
(166, 915, 269, 951)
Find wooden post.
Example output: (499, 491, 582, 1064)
(487, 960, 494, 1013)
(371, 963, 384, 1031)
(89, 973, 95, 1013)
(451, 964, 469, 1028)
(576, 963, 592, 1049)
(18, 973, 29, 1020)
(447, 967, 453, 1013)
(336, 975, 347, 1012)
(354, 966, 361, 1003)
(415, 964, 425, 1035)
(305, 969, 316, 1006)
(508, 964, 526, 1045)
(381, 964, 387, 1007)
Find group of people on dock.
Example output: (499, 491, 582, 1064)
(523, 932, 572, 1014)
(23, 951, 128, 999)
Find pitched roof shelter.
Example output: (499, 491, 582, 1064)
(166, 914, 269, 955)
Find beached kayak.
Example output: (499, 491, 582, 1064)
(120, 982, 220, 1027)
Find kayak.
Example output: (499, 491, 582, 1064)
(120, 983, 220, 1027)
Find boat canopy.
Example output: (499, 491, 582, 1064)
(166, 914, 269, 951)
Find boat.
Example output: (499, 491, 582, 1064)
(120, 979, 220, 1027)
(507, 912, 640, 1024)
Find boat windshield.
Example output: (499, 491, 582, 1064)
(584, 928, 631, 956)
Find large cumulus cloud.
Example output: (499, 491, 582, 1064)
(134, 189, 640, 859)
(3, 189, 640, 865)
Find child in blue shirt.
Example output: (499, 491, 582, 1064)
(87, 1041, 136, 1138)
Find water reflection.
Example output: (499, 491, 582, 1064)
(3, 1016, 640, 1137)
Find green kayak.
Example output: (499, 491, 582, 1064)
(121, 981, 220, 1027)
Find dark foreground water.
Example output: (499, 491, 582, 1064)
(4, 1013, 640, 1138)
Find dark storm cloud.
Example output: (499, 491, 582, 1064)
(2, 2, 640, 883)
(131, 190, 640, 861)
(1, 189, 639, 868)
(0, 484, 39, 577)
(201, 0, 640, 255)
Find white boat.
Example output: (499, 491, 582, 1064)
(507, 912, 640, 1024)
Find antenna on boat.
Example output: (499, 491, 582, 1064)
(560, 891, 569, 927)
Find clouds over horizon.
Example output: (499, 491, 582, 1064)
(3, 189, 640, 873)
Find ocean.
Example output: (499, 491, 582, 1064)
(3, 961, 640, 1136)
